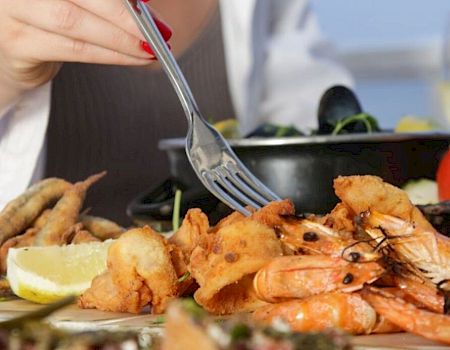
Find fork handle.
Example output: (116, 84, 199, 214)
(124, 0, 199, 124)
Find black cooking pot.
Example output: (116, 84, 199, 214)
(127, 132, 450, 228)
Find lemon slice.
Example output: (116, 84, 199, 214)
(395, 116, 437, 133)
(213, 119, 240, 138)
(7, 241, 113, 304)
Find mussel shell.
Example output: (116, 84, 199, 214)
(318, 85, 363, 134)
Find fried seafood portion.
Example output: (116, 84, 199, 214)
(169, 208, 209, 259)
(190, 217, 283, 315)
(0, 178, 71, 246)
(253, 292, 400, 335)
(334, 175, 435, 232)
(79, 226, 179, 314)
(254, 255, 384, 303)
(35, 172, 106, 246)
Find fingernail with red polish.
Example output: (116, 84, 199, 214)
(141, 0, 150, 3)
(140, 41, 154, 56)
(154, 17, 172, 41)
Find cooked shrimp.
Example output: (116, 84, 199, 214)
(362, 286, 450, 344)
(35, 172, 106, 246)
(253, 292, 400, 335)
(360, 210, 450, 291)
(279, 219, 380, 262)
(392, 275, 444, 314)
(253, 255, 384, 303)
(0, 178, 71, 245)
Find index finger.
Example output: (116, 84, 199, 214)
(68, 0, 145, 39)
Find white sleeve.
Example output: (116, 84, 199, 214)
(259, 0, 354, 133)
(0, 83, 51, 209)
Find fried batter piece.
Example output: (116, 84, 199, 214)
(169, 208, 209, 259)
(334, 175, 435, 232)
(0, 178, 71, 246)
(190, 218, 283, 315)
(0, 228, 38, 273)
(35, 172, 106, 246)
(71, 230, 101, 244)
(80, 215, 124, 240)
(79, 226, 179, 314)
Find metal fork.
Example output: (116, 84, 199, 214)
(124, 0, 280, 216)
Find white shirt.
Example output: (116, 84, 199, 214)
(0, 0, 352, 209)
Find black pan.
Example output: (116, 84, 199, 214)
(127, 132, 450, 228)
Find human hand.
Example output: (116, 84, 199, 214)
(0, 0, 171, 107)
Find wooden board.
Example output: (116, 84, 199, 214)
(0, 298, 448, 349)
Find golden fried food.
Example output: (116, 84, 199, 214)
(35, 172, 106, 246)
(0, 228, 38, 273)
(71, 230, 101, 244)
(334, 175, 435, 232)
(79, 226, 179, 314)
(169, 208, 209, 259)
(78, 271, 151, 314)
(0, 178, 71, 246)
(31, 209, 52, 230)
(80, 215, 124, 240)
(190, 218, 283, 315)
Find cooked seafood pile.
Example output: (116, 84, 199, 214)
(77, 175, 450, 344)
(0, 172, 124, 274)
(3, 173, 450, 345)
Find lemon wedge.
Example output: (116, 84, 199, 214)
(395, 116, 437, 133)
(7, 241, 113, 304)
(213, 119, 240, 138)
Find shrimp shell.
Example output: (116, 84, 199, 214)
(254, 255, 384, 303)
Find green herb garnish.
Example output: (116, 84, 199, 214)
(230, 323, 252, 343)
(331, 113, 380, 135)
(178, 271, 190, 283)
(172, 189, 182, 231)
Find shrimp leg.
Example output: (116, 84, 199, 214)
(0, 178, 71, 245)
(34, 172, 106, 246)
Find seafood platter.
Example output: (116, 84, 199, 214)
(1, 170, 450, 349)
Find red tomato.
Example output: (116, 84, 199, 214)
(437, 148, 450, 200)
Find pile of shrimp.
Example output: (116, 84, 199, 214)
(252, 175, 450, 344)
(0, 172, 124, 274)
(9, 174, 449, 344)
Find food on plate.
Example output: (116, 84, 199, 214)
(361, 286, 450, 345)
(253, 255, 384, 303)
(437, 148, 450, 201)
(162, 299, 352, 350)
(0, 172, 123, 275)
(0, 178, 71, 246)
(34, 172, 106, 246)
(333, 175, 435, 232)
(7, 240, 112, 304)
(79, 214, 124, 240)
(253, 292, 400, 335)
(79, 226, 183, 314)
(360, 210, 450, 291)
(6, 172, 450, 345)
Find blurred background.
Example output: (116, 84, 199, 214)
(311, 0, 450, 129)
